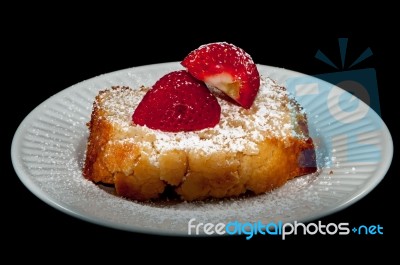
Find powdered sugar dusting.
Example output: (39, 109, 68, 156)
(191, 42, 256, 74)
(13, 62, 388, 235)
(98, 77, 308, 162)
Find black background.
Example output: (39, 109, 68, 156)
(6, 10, 397, 249)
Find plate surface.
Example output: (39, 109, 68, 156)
(11, 62, 393, 235)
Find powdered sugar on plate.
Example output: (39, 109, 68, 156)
(12, 62, 389, 235)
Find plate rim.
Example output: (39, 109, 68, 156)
(11, 62, 394, 236)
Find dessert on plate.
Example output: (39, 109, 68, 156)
(83, 42, 317, 201)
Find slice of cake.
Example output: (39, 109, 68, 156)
(83, 79, 316, 201)
(83, 43, 317, 201)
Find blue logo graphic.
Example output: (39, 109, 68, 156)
(285, 38, 382, 164)
(314, 38, 380, 116)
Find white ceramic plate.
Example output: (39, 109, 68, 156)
(11, 62, 393, 236)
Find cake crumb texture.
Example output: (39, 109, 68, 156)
(83, 78, 316, 200)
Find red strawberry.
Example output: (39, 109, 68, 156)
(181, 42, 260, 109)
(132, 70, 221, 132)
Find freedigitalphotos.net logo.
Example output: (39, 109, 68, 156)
(188, 218, 383, 240)
(287, 38, 382, 165)
(314, 37, 380, 116)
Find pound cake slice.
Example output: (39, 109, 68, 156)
(84, 42, 317, 201)
(83, 77, 317, 201)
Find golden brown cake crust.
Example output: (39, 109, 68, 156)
(83, 80, 317, 201)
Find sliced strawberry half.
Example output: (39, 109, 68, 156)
(181, 42, 260, 109)
(132, 70, 221, 132)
